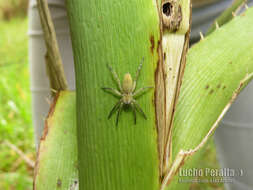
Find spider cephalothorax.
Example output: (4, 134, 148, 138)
(102, 58, 153, 126)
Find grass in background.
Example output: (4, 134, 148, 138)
(0, 0, 28, 20)
(0, 18, 34, 190)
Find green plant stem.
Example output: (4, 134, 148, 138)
(37, 0, 68, 94)
(66, 0, 161, 189)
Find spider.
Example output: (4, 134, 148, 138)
(102, 58, 153, 126)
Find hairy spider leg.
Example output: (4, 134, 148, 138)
(107, 64, 123, 92)
(116, 102, 124, 126)
(132, 57, 144, 91)
(133, 100, 147, 120)
(133, 86, 153, 97)
(108, 99, 122, 119)
(101, 87, 122, 97)
(131, 102, 137, 124)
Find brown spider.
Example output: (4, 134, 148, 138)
(102, 58, 153, 126)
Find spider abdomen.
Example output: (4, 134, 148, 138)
(122, 73, 133, 93)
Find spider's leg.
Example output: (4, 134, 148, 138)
(107, 64, 123, 92)
(131, 102, 137, 125)
(116, 102, 123, 126)
(132, 57, 144, 91)
(108, 100, 122, 119)
(133, 100, 147, 120)
(133, 86, 153, 97)
(101, 87, 122, 97)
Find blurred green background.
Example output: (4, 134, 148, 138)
(0, 0, 28, 20)
(0, 0, 223, 189)
(0, 0, 34, 189)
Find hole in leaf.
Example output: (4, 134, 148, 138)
(163, 2, 172, 17)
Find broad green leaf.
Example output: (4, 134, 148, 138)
(164, 8, 253, 190)
(34, 91, 78, 190)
